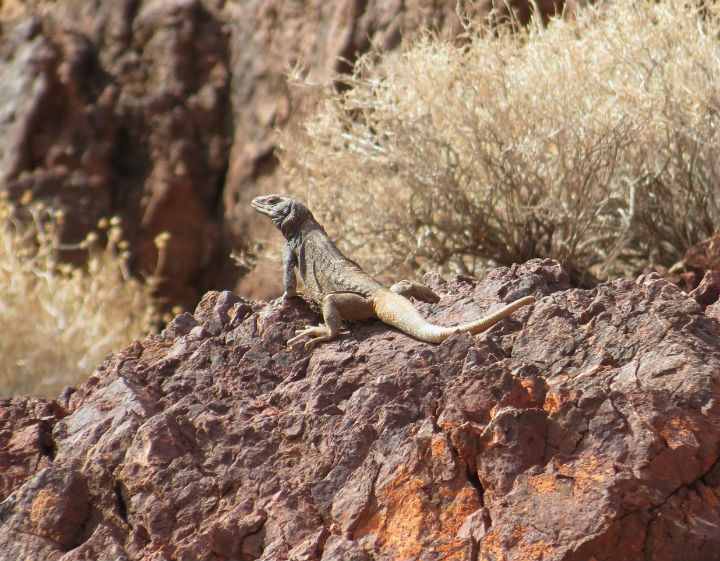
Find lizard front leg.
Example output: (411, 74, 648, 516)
(288, 292, 374, 351)
(281, 245, 298, 303)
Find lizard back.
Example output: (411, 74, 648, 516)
(295, 229, 384, 304)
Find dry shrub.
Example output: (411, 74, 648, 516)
(0, 195, 157, 397)
(285, 0, 720, 286)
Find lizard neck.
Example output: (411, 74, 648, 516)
(282, 215, 324, 243)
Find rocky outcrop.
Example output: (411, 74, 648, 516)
(667, 233, 720, 297)
(0, 0, 564, 307)
(1, 259, 720, 561)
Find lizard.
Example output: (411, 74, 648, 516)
(251, 194, 535, 350)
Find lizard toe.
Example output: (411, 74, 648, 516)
(303, 334, 333, 350)
(288, 325, 323, 346)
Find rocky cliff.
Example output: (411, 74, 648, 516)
(1, 259, 719, 560)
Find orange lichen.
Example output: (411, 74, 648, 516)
(529, 474, 559, 494)
(480, 525, 553, 561)
(479, 527, 510, 560)
(430, 436, 450, 460)
(519, 378, 541, 403)
(553, 455, 614, 493)
(659, 415, 701, 451)
(516, 538, 554, 560)
(354, 435, 483, 560)
(542, 388, 580, 414)
(542, 393, 561, 415)
(30, 488, 61, 525)
(441, 486, 482, 535)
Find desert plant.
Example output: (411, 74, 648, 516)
(0, 195, 158, 397)
(284, 0, 720, 286)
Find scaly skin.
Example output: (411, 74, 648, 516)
(252, 194, 535, 350)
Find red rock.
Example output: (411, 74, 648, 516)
(0, 398, 64, 502)
(667, 233, 720, 294)
(2, 259, 720, 560)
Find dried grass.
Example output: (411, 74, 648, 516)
(0, 195, 157, 397)
(285, 0, 720, 286)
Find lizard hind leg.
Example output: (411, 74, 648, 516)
(287, 292, 373, 351)
(390, 280, 441, 303)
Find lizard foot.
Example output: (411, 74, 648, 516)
(390, 280, 440, 303)
(287, 325, 334, 351)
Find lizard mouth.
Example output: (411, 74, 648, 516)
(251, 195, 294, 228)
(250, 196, 277, 217)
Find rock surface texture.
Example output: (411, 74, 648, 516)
(0, 0, 563, 306)
(2, 259, 720, 560)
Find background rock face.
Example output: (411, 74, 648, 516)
(0, 0, 563, 307)
(1, 259, 720, 560)
(1, 0, 234, 308)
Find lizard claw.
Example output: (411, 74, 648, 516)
(287, 325, 318, 346)
(287, 324, 334, 351)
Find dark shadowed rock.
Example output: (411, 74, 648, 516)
(1, 259, 720, 560)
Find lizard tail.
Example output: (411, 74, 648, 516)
(373, 291, 535, 344)
(453, 295, 535, 336)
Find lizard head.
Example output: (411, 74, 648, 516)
(251, 194, 314, 238)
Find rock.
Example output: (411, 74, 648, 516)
(2, 259, 720, 560)
(667, 232, 720, 294)
(0, 19, 117, 249)
(0, 398, 65, 502)
(689, 270, 720, 310)
(0, 467, 89, 552)
(684, 233, 720, 277)
(0, 0, 564, 307)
